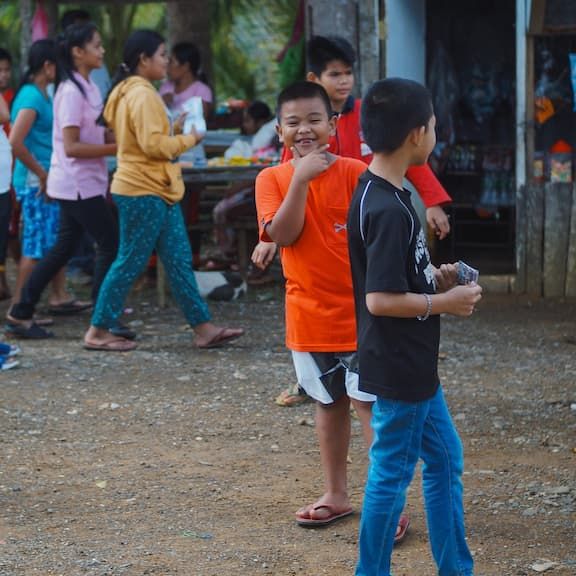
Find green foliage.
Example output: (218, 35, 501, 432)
(59, 2, 165, 71)
(0, 1, 21, 75)
(0, 1, 165, 81)
(211, 0, 301, 107)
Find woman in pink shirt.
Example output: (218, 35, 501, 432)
(159, 42, 213, 118)
(7, 22, 120, 339)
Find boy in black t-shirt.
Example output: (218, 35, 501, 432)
(348, 78, 482, 576)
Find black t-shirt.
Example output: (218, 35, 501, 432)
(347, 170, 440, 402)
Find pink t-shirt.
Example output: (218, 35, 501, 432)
(159, 80, 213, 113)
(48, 73, 108, 200)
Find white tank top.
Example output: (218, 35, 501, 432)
(0, 130, 11, 194)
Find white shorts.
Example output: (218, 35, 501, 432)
(291, 351, 376, 405)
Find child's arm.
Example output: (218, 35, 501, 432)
(62, 127, 117, 158)
(366, 283, 482, 319)
(263, 144, 330, 246)
(0, 97, 9, 125)
(406, 164, 451, 239)
(251, 241, 277, 270)
(130, 89, 197, 160)
(406, 163, 451, 207)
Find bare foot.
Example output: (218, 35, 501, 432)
(295, 493, 353, 526)
(84, 326, 137, 352)
(194, 322, 244, 349)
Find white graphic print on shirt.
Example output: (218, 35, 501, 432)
(414, 228, 435, 289)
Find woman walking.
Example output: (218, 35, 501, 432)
(8, 39, 73, 319)
(84, 30, 243, 351)
(7, 23, 118, 339)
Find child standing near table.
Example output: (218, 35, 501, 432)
(347, 78, 481, 576)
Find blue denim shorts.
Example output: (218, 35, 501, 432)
(16, 187, 60, 259)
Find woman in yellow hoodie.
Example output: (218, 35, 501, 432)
(84, 30, 243, 351)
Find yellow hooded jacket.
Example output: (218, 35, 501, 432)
(104, 76, 197, 204)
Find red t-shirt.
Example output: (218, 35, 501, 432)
(281, 97, 451, 207)
(2, 88, 14, 136)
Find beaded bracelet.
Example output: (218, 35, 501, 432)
(417, 293, 432, 321)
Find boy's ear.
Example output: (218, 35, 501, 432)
(306, 71, 321, 84)
(328, 113, 337, 137)
(410, 125, 427, 148)
(275, 122, 284, 143)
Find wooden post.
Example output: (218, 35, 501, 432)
(565, 183, 576, 298)
(525, 183, 544, 296)
(543, 183, 571, 297)
(525, 33, 535, 184)
(20, 0, 33, 73)
(515, 184, 527, 292)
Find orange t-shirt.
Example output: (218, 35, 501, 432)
(255, 157, 366, 352)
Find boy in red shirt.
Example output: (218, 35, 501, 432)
(253, 36, 451, 274)
(256, 82, 407, 537)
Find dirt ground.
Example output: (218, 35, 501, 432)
(0, 282, 574, 576)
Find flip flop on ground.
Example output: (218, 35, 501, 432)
(295, 504, 354, 527)
(47, 300, 93, 316)
(394, 514, 410, 545)
(195, 327, 244, 349)
(83, 337, 137, 352)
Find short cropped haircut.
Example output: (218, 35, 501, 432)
(0, 48, 12, 63)
(276, 81, 333, 121)
(307, 35, 355, 77)
(361, 78, 433, 153)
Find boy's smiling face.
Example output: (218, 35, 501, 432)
(277, 97, 336, 157)
(308, 59, 354, 111)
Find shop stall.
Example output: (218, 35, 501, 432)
(518, 0, 576, 297)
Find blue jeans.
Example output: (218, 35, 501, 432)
(92, 194, 211, 329)
(356, 386, 474, 576)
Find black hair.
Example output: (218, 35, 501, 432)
(361, 78, 434, 154)
(0, 48, 12, 64)
(171, 42, 202, 77)
(246, 100, 272, 123)
(307, 35, 355, 77)
(276, 81, 333, 121)
(56, 22, 98, 98)
(15, 39, 57, 99)
(61, 9, 91, 31)
(99, 29, 165, 125)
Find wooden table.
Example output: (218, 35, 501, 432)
(180, 163, 270, 185)
(157, 163, 273, 307)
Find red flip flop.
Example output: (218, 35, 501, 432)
(394, 514, 410, 545)
(296, 504, 354, 527)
